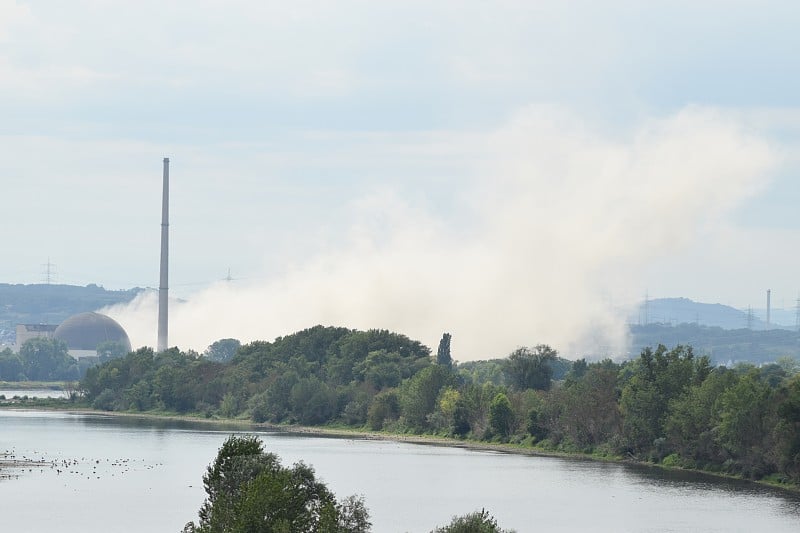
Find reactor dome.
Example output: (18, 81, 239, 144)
(54, 312, 132, 353)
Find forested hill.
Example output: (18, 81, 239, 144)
(0, 283, 144, 344)
(630, 323, 800, 365)
(629, 297, 788, 330)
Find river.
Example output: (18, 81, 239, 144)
(1, 409, 799, 532)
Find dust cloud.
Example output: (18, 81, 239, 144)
(102, 106, 777, 361)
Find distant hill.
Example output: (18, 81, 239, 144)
(629, 323, 800, 365)
(629, 297, 794, 330)
(0, 283, 145, 346)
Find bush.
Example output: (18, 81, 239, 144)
(92, 388, 118, 411)
(431, 509, 514, 533)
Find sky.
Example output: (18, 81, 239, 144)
(2, 1, 800, 359)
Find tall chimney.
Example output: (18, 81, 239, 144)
(766, 289, 771, 330)
(157, 157, 169, 352)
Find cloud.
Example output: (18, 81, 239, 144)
(102, 105, 778, 361)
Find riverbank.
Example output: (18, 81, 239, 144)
(0, 381, 70, 390)
(3, 402, 798, 495)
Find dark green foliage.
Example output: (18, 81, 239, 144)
(0, 348, 25, 381)
(619, 345, 706, 456)
(77, 327, 800, 486)
(431, 509, 514, 533)
(504, 345, 557, 391)
(96, 341, 130, 360)
(366, 390, 400, 430)
(204, 338, 241, 363)
(545, 360, 621, 448)
(489, 393, 513, 439)
(630, 323, 800, 365)
(399, 365, 454, 430)
(775, 375, 800, 480)
(79, 326, 432, 425)
(187, 435, 370, 533)
(19, 337, 78, 381)
(457, 360, 505, 386)
(717, 369, 775, 477)
(437, 333, 452, 368)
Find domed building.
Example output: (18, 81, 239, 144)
(53, 312, 132, 359)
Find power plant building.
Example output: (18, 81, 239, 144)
(15, 312, 131, 359)
(15, 324, 57, 351)
(54, 312, 132, 358)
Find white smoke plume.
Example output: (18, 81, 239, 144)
(102, 105, 777, 361)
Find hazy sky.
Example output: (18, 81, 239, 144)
(2, 1, 800, 358)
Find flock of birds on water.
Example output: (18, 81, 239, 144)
(1, 449, 162, 482)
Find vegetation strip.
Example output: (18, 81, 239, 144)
(3, 325, 799, 492)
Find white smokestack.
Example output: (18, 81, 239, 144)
(157, 157, 169, 352)
(766, 288, 771, 330)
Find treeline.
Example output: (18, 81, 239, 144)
(1, 338, 80, 381)
(630, 323, 800, 365)
(79, 326, 800, 485)
(0, 337, 125, 381)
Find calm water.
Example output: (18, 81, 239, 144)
(1, 409, 799, 533)
(0, 389, 67, 399)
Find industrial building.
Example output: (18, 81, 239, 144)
(15, 312, 131, 359)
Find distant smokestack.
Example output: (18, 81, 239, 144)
(766, 289, 771, 330)
(157, 157, 169, 352)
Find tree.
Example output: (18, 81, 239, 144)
(503, 345, 556, 391)
(436, 333, 452, 368)
(205, 339, 241, 363)
(19, 337, 77, 381)
(0, 348, 25, 381)
(399, 365, 454, 430)
(619, 345, 706, 456)
(489, 393, 513, 440)
(97, 341, 130, 361)
(188, 435, 371, 533)
(431, 509, 514, 533)
(717, 369, 775, 477)
(547, 361, 621, 449)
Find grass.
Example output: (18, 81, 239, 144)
(0, 381, 73, 390)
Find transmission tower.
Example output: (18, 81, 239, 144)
(41, 258, 57, 284)
(746, 306, 754, 330)
(795, 293, 800, 332)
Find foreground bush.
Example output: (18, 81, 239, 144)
(183, 435, 370, 533)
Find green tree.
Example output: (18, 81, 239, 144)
(96, 341, 130, 361)
(19, 337, 77, 381)
(717, 370, 775, 477)
(489, 392, 514, 440)
(664, 367, 737, 466)
(399, 365, 454, 430)
(367, 390, 400, 430)
(436, 333, 452, 368)
(619, 345, 706, 456)
(431, 509, 514, 533)
(546, 361, 621, 449)
(205, 338, 241, 363)
(775, 374, 800, 481)
(503, 345, 556, 391)
(0, 348, 25, 381)
(187, 435, 370, 533)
